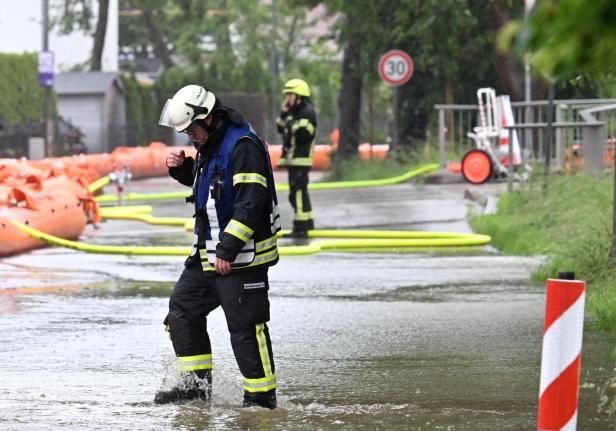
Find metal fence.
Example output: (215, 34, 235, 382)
(0, 123, 43, 158)
(434, 99, 616, 169)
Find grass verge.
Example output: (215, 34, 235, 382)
(469, 173, 616, 337)
(322, 143, 460, 182)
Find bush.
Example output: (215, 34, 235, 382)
(0, 53, 57, 125)
(469, 173, 616, 333)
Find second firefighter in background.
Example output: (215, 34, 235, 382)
(276, 79, 317, 238)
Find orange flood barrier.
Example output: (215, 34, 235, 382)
(0, 187, 86, 256)
(268, 144, 333, 170)
(0, 157, 100, 256)
(0, 138, 389, 256)
(112, 142, 169, 178)
(268, 143, 389, 170)
(358, 143, 390, 161)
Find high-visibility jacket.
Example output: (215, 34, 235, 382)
(173, 120, 281, 272)
(276, 100, 317, 167)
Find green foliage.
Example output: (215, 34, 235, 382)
(283, 39, 341, 142)
(118, 0, 342, 143)
(0, 53, 56, 125)
(121, 74, 162, 146)
(469, 174, 616, 332)
(322, 145, 440, 181)
(391, 0, 500, 143)
(51, 0, 94, 34)
(313, 0, 501, 147)
(503, 0, 616, 78)
(322, 156, 410, 182)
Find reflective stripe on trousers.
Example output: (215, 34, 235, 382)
(243, 323, 277, 393)
(177, 353, 213, 372)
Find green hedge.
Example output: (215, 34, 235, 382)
(469, 174, 616, 335)
(121, 73, 172, 147)
(0, 53, 56, 125)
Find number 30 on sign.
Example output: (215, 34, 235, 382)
(378, 50, 413, 86)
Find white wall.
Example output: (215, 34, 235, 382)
(0, 0, 118, 72)
(58, 95, 104, 153)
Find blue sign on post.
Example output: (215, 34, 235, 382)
(38, 51, 54, 87)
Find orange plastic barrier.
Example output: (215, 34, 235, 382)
(313, 145, 332, 170)
(605, 138, 615, 168)
(564, 139, 615, 174)
(447, 162, 462, 174)
(2, 137, 394, 256)
(267, 144, 332, 170)
(0, 187, 86, 256)
(268, 144, 283, 168)
(268, 143, 389, 170)
(73, 153, 116, 177)
(358, 143, 390, 161)
(0, 158, 45, 182)
(112, 142, 168, 179)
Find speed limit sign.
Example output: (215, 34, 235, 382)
(378, 50, 413, 86)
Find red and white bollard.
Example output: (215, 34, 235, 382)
(538, 272, 585, 431)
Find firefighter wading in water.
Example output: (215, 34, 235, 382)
(155, 84, 281, 409)
(276, 79, 317, 238)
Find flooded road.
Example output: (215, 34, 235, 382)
(1, 175, 614, 430)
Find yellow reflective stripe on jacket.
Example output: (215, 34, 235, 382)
(233, 173, 267, 188)
(202, 245, 277, 272)
(252, 248, 278, 266)
(287, 157, 313, 167)
(177, 354, 213, 371)
(256, 236, 277, 252)
(277, 114, 291, 128)
(243, 373, 277, 393)
(291, 118, 316, 135)
(224, 219, 255, 243)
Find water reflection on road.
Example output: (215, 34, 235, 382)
(0, 177, 613, 430)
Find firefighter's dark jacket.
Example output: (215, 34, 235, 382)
(276, 99, 317, 167)
(169, 107, 278, 269)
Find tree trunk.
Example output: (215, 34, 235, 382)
(337, 19, 363, 166)
(141, 4, 174, 69)
(91, 0, 109, 71)
(281, 15, 299, 68)
(487, 1, 524, 100)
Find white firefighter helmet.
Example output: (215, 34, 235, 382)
(159, 85, 217, 132)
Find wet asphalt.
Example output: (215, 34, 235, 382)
(0, 172, 613, 430)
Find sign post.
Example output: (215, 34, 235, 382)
(40, 0, 53, 157)
(39, 50, 54, 158)
(378, 50, 413, 150)
(38, 51, 54, 87)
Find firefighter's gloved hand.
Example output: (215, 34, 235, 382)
(214, 257, 231, 275)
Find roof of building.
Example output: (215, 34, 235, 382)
(55, 72, 125, 95)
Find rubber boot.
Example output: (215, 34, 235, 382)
(242, 389, 277, 409)
(154, 369, 212, 404)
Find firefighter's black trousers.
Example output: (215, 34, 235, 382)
(164, 260, 276, 394)
(288, 166, 314, 232)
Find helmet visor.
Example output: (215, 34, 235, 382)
(158, 99, 175, 129)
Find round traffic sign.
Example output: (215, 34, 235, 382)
(378, 50, 413, 86)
